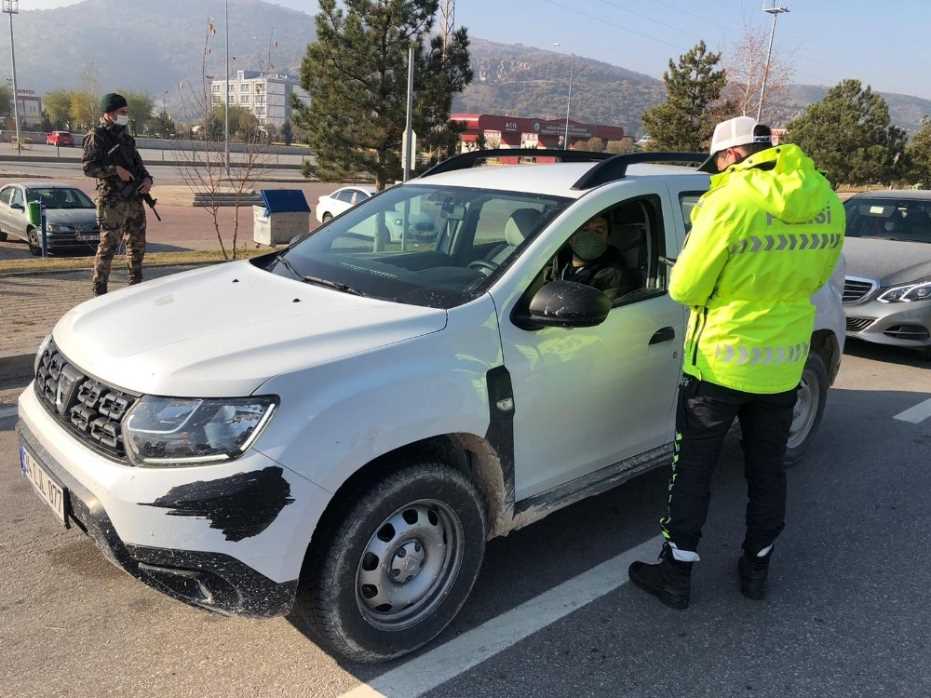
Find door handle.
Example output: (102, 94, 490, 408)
(649, 326, 676, 345)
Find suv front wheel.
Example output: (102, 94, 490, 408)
(294, 462, 487, 663)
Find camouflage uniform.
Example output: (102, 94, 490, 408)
(82, 122, 151, 293)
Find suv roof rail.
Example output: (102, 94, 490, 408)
(418, 148, 612, 179)
(571, 152, 707, 190)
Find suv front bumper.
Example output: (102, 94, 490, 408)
(17, 383, 330, 618)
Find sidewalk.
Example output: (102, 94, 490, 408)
(0, 265, 201, 382)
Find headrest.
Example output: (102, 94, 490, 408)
(504, 208, 543, 246)
(610, 223, 646, 251)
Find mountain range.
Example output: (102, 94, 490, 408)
(1, 0, 928, 135)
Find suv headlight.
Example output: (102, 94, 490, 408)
(123, 396, 277, 466)
(877, 279, 931, 303)
(46, 223, 74, 233)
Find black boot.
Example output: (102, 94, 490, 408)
(629, 543, 693, 610)
(738, 547, 772, 601)
(93, 282, 108, 296)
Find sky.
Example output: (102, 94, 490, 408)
(19, 0, 931, 100)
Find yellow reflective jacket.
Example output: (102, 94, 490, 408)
(670, 144, 844, 394)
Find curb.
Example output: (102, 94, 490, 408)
(0, 353, 34, 385)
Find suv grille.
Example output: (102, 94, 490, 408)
(35, 344, 138, 462)
(846, 317, 875, 332)
(843, 278, 875, 304)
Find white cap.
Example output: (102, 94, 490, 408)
(698, 116, 772, 173)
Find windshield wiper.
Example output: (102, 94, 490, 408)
(301, 274, 367, 296)
(276, 254, 367, 296)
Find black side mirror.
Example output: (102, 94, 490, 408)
(513, 280, 611, 330)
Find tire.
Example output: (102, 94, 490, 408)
(784, 351, 829, 467)
(294, 462, 487, 663)
(322, 212, 333, 223)
(27, 227, 41, 256)
(0, 229, 7, 242)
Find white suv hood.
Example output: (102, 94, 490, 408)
(52, 261, 448, 397)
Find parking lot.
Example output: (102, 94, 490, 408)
(1, 339, 928, 698)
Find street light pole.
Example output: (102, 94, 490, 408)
(403, 44, 415, 182)
(757, 3, 789, 123)
(553, 43, 574, 149)
(3, 0, 21, 155)
(224, 0, 231, 176)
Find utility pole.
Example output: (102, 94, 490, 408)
(403, 45, 415, 182)
(224, 0, 231, 176)
(3, 0, 21, 155)
(757, 2, 789, 122)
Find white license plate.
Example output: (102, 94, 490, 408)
(76, 233, 98, 242)
(20, 447, 66, 525)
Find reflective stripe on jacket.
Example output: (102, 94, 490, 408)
(670, 144, 844, 394)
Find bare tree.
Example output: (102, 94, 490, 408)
(176, 19, 270, 260)
(722, 23, 795, 125)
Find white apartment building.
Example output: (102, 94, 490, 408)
(12, 89, 42, 128)
(210, 70, 309, 129)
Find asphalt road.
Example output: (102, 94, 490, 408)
(1, 339, 929, 698)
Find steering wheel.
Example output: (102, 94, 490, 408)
(467, 260, 500, 276)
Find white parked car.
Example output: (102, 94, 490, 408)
(17, 150, 845, 664)
(315, 185, 377, 224)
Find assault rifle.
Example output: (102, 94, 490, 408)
(106, 143, 162, 221)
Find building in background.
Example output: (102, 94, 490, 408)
(11, 89, 42, 128)
(450, 113, 625, 152)
(211, 70, 309, 129)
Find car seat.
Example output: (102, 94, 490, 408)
(486, 208, 543, 266)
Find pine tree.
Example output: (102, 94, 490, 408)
(907, 117, 931, 186)
(786, 80, 907, 187)
(293, 0, 472, 189)
(641, 41, 728, 152)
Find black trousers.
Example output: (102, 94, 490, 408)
(660, 375, 798, 556)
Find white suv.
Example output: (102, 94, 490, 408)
(16, 150, 845, 663)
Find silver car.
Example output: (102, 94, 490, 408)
(842, 191, 931, 356)
(0, 182, 99, 256)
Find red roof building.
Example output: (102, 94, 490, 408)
(451, 113, 625, 152)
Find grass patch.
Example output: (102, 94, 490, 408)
(0, 248, 272, 275)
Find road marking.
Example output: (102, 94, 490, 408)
(893, 398, 931, 425)
(340, 535, 663, 698)
(0, 406, 18, 420)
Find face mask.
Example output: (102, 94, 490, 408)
(115, 114, 130, 127)
(570, 230, 608, 262)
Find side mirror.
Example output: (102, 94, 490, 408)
(513, 280, 611, 330)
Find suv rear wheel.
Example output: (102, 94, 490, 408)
(294, 462, 487, 663)
(784, 351, 829, 467)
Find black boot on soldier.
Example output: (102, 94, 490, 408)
(738, 545, 772, 601)
(629, 543, 694, 610)
(93, 282, 107, 297)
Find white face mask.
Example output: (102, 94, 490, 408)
(115, 114, 130, 127)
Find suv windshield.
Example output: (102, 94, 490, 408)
(26, 187, 94, 210)
(844, 197, 931, 244)
(267, 183, 569, 308)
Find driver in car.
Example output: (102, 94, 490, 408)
(553, 214, 636, 301)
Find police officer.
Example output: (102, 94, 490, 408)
(82, 92, 153, 296)
(629, 116, 844, 608)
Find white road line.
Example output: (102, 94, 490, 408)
(340, 535, 663, 698)
(893, 398, 931, 425)
(0, 406, 18, 419)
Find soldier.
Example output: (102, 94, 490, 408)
(82, 92, 153, 296)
